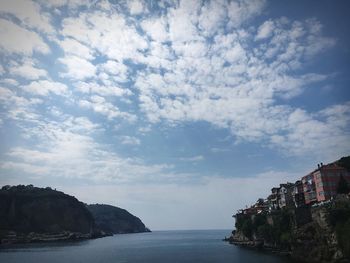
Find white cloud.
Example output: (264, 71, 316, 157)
(58, 37, 94, 60)
(256, 20, 275, 40)
(180, 155, 204, 162)
(0, 18, 50, 55)
(227, 0, 266, 28)
(10, 59, 48, 80)
(24, 80, 68, 96)
(78, 95, 137, 122)
(0, 0, 54, 33)
(0, 118, 175, 184)
(59, 56, 96, 80)
(61, 11, 148, 62)
(98, 60, 129, 82)
(0, 79, 18, 86)
(120, 136, 141, 145)
(167, 1, 203, 43)
(198, 0, 226, 36)
(127, 0, 146, 15)
(0, 86, 42, 122)
(38, 0, 85, 9)
(141, 17, 168, 42)
(131, 3, 343, 158)
(74, 81, 132, 97)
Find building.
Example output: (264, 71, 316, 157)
(268, 187, 280, 210)
(302, 162, 350, 204)
(313, 162, 350, 202)
(302, 172, 317, 205)
(292, 180, 305, 207)
(278, 183, 295, 208)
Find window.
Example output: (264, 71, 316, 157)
(319, 191, 324, 196)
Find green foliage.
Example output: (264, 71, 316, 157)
(0, 185, 94, 234)
(337, 156, 350, 171)
(328, 200, 350, 258)
(269, 209, 294, 247)
(87, 204, 149, 234)
(335, 219, 350, 258)
(257, 224, 274, 242)
(328, 200, 350, 226)
(337, 175, 350, 194)
(235, 210, 294, 247)
(252, 214, 267, 232)
(235, 216, 244, 230)
(241, 217, 253, 239)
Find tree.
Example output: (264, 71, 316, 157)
(337, 175, 350, 194)
(337, 156, 350, 171)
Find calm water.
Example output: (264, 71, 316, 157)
(0, 230, 293, 263)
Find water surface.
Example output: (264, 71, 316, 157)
(0, 230, 293, 263)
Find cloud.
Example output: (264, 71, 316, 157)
(210, 147, 230, 153)
(58, 37, 95, 60)
(58, 56, 96, 80)
(127, 0, 146, 15)
(0, 86, 42, 122)
(0, 79, 18, 86)
(74, 81, 132, 97)
(227, 0, 266, 28)
(78, 95, 137, 122)
(61, 11, 148, 62)
(198, 0, 226, 36)
(0, 0, 54, 33)
(141, 16, 168, 42)
(10, 59, 48, 80)
(38, 0, 86, 9)
(180, 155, 204, 162)
(256, 20, 275, 40)
(0, 18, 50, 55)
(24, 80, 68, 96)
(0, 0, 348, 184)
(132, 3, 343, 158)
(120, 136, 141, 145)
(98, 60, 129, 82)
(167, 1, 203, 43)
(0, 116, 177, 184)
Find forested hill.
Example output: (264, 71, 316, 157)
(87, 204, 151, 234)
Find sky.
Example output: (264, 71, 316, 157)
(0, 0, 350, 231)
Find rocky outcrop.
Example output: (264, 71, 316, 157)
(228, 198, 350, 262)
(87, 204, 150, 234)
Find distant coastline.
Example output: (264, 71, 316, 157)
(0, 185, 150, 245)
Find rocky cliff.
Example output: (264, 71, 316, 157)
(0, 185, 150, 244)
(228, 197, 350, 262)
(87, 204, 150, 234)
(0, 185, 104, 244)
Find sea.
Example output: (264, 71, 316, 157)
(0, 230, 294, 263)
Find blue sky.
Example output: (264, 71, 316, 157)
(0, 0, 349, 230)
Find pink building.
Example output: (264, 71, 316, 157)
(302, 162, 350, 204)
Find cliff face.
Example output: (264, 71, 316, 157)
(229, 198, 350, 262)
(87, 204, 150, 234)
(0, 185, 103, 244)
